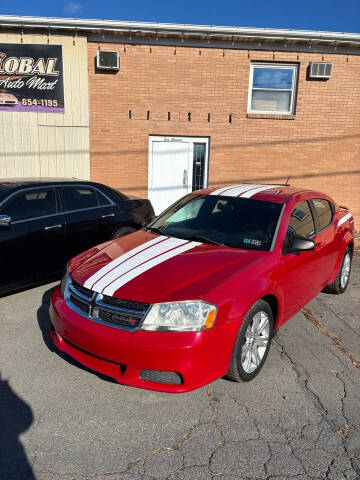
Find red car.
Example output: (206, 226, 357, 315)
(50, 184, 354, 392)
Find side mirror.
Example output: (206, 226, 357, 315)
(284, 234, 315, 254)
(0, 215, 11, 227)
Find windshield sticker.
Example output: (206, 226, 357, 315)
(243, 238, 262, 247)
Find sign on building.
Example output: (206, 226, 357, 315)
(0, 44, 64, 113)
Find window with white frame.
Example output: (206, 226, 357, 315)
(248, 63, 298, 114)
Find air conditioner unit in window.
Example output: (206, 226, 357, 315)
(309, 62, 332, 79)
(96, 50, 120, 70)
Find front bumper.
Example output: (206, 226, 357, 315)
(50, 288, 231, 393)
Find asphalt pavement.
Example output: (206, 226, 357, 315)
(1, 256, 359, 480)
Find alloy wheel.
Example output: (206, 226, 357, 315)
(241, 310, 270, 373)
(341, 253, 351, 289)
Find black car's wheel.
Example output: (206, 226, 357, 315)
(113, 226, 136, 239)
(322, 247, 352, 295)
(226, 299, 274, 382)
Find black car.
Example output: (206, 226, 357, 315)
(0, 178, 154, 295)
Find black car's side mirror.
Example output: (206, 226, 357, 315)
(284, 234, 315, 254)
(0, 215, 11, 227)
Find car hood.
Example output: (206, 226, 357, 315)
(70, 230, 267, 304)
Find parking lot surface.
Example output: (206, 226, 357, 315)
(1, 257, 359, 480)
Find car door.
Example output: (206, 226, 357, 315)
(0, 187, 66, 293)
(280, 200, 321, 321)
(59, 185, 117, 259)
(309, 198, 339, 289)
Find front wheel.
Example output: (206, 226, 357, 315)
(322, 247, 352, 295)
(226, 299, 274, 382)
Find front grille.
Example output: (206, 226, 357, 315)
(102, 295, 149, 312)
(98, 308, 142, 328)
(70, 295, 89, 314)
(67, 281, 149, 330)
(72, 281, 93, 298)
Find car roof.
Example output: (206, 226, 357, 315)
(196, 184, 323, 203)
(0, 178, 94, 203)
(0, 177, 85, 187)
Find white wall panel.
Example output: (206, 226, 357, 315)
(0, 31, 90, 179)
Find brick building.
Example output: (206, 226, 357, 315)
(0, 16, 359, 224)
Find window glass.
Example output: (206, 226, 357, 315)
(150, 194, 283, 251)
(96, 190, 111, 206)
(168, 196, 205, 223)
(251, 90, 291, 113)
(289, 201, 315, 238)
(253, 68, 294, 89)
(1, 189, 57, 222)
(62, 187, 99, 211)
(249, 64, 297, 114)
(312, 199, 333, 230)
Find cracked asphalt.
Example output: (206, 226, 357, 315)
(1, 256, 359, 480)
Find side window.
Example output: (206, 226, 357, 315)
(1, 189, 57, 222)
(96, 190, 111, 206)
(288, 201, 315, 238)
(312, 198, 333, 230)
(61, 187, 99, 211)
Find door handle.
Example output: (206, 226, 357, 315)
(44, 224, 62, 231)
(102, 213, 115, 218)
(183, 169, 188, 188)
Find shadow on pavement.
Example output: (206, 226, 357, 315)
(37, 287, 116, 383)
(0, 376, 35, 480)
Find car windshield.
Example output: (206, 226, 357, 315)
(147, 194, 283, 251)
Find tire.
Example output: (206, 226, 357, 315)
(113, 226, 136, 239)
(322, 247, 352, 295)
(226, 299, 274, 382)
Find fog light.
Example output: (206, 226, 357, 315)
(139, 369, 183, 385)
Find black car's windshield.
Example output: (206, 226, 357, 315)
(147, 194, 283, 251)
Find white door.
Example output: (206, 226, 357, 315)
(148, 136, 209, 215)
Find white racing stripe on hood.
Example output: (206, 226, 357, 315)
(102, 241, 201, 296)
(84, 235, 168, 290)
(240, 185, 281, 198)
(92, 236, 189, 293)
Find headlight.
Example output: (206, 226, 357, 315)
(141, 301, 217, 332)
(60, 263, 71, 298)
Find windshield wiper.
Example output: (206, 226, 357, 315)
(185, 234, 225, 246)
(145, 228, 224, 246)
(144, 226, 165, 235)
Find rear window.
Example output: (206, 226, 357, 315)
(114, 188, 129, 201)
(312, 198, 333, 230)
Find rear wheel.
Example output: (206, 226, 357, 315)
(322, 247, 352, 294)
(226, 299, 274, 382)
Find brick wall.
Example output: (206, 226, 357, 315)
(88, 43, 360, 229)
